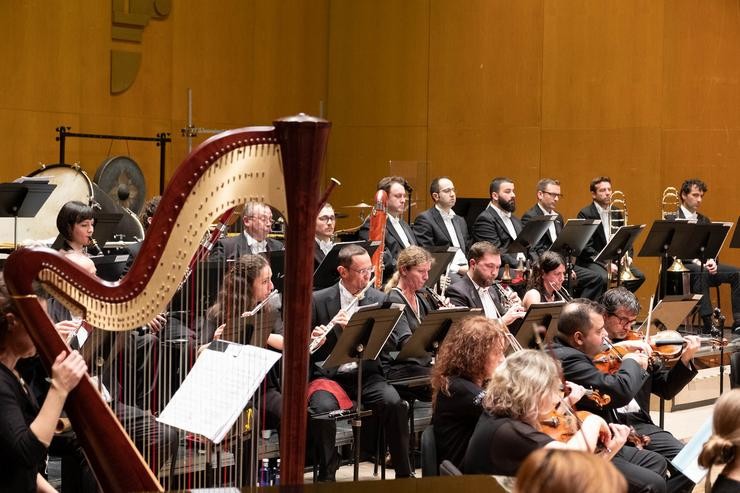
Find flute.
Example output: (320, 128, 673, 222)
(240, 289, 279, 318)
(308, 276, 374, 354)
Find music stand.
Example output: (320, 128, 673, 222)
(506, 215, 556, 256)
(265, 249, 286, 293)
(550, 219, 601, 292)
(423, 246, 458, 290)
(594, 224, 645, 288)
(313, 240, 375, 290)
(0, 181, 56, 248)
(730, 217, 740, 249)
(635, 294, 701, 334)
(321, 303, 403, 480)
(638, 220, 688, 300)
(396, 307, 478, 364)
(512, 302, 565, 351)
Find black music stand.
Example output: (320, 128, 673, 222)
(638, 220, 693, 301)
(265, 250, 286, 293)
(512, 302, 565, 351)
(594, 224, 645, 288)
(730, 217, 740, 249)
(507, 215, 556, 257)
(321, 304, 403, 480)
(313, 240, 375, 290)
(423, 246, 458, 290)
(396, 307, 478, 365)
(550, 219, 601, 292)
(0, 181, 56, 248)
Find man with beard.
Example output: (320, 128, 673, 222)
(576, 177, 645, 294)
(473, 177, 530, 275)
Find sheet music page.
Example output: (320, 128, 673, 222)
(670, 415, 713, 484)
(157, 342, 281, 444)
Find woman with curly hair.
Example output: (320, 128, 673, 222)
(462, 350, 630, 477)
(698, 389, 740, 492)
(521, 251, 568, 309)
(430, 315, 509, 468)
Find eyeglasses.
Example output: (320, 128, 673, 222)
(318, 215, 336, 223)
(542, 191, 563, 199)
(349, 267, 373, 276)
(609, 313, 637, 327)
(439, 187, 456, 194)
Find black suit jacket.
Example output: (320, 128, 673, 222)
(576, 203, 608, 264)
(314, 240, 327, 270)
(358, 216, 418, 279)
(551, 337, 696, 425)
(212, 234, 284, 260)
(413, 207, 470, 254)
(520, 204, 564, 257)
(310, 283, 389, 378)
(445, 275, 505, 317)
(472, 205, 524, 267)
(677, 208, 711, 224)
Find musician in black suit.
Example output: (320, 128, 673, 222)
(576, 177, 645, 294)
(473, 177, 531, 273)
(678, 179, 740, 333)
(359, 176, 418, 282)
(446, 241, 525, 328)
(212, 202, 284, 259)
(552, 296, 698, 492)
(413, 176, 470, 284)
(308, 244, 412, 480)
(521, 179, 603, 300)
(314, 203, 336, 269)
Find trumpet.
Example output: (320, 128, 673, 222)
(661, 187, 680, 220)
(308, 276, 374, 354)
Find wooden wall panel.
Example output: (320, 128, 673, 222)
(662, 0, 740, 129)
(327, 0, 429, 126)
(542, 0, 664, 129)
(428, 0, 544, 128)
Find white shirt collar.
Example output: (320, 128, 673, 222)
(244, 231, 266, 252)
(490, 202, 511, 219)
(680, 205, 697, 220)
(537, 203, 556, 216)
(316, 237, 333, 255)
(435, 204, 455, 219)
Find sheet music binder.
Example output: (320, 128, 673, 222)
(513, 301, 565, 351)
(635, 294, 701, 333)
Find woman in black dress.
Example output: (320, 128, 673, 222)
(430, 315, 509, 468)
(0, 273, 86, 493)
(698, 388, 740, 493)
(521, 251, 568, 309)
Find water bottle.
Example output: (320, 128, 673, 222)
(272, 458, 280, 486)
(259, 458, 270, 486)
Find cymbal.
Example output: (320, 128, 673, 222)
(343, 202, 372, 209)
(335, 212, 349, 219)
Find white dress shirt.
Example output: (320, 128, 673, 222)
(388, 214, 412, 248)
(538, 203, 558, 243)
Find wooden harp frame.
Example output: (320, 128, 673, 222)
(4, 115, 329, 491)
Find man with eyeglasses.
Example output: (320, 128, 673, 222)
(599, 287, 701, 493)
(521, 178, 603, 301)
(307, 244, 412, 481)
(413, 176, 470, 283)
(314, 203, 336, 268)
(213, 201, 284, 259)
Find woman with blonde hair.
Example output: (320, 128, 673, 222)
(462, 349, 630, 477)
(515, 448, 627, 493)
(698, 389, 740, 492)
(383, 246, 436, 389)
(431, 315, 509, 468)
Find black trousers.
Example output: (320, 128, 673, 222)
(572, 264, 606, 300)
(577, 261, 646, 296)
(687, 261, 740, 324)
(307, 390, 342, 481)
(633, 421, 695, 493)
(612, 445, 668, 493)
(309, 371, 412, 479)
(385, 363, 432, 402)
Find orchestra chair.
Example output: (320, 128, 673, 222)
(420, 425, 438, 477)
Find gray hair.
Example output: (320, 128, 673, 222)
(600, 287, 640, 316)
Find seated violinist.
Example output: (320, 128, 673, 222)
(383, 246, 435, 396)
(551, 296, 697, 493)
(521, 251, 569, 309)
(461, 350, 630, 477)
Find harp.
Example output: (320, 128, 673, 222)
(4, 115, 329, 491)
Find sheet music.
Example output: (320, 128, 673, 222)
(157, 342, 281, 444)
(670, 415, 713, 484)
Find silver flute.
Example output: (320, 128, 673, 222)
(308, 276, 374, 354)
(240, 289, 279, 318)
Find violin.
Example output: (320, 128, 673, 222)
(540, 409, 605, 449)
(623, 328, 685, 361)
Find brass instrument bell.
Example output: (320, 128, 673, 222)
(661, 187, 681, 220)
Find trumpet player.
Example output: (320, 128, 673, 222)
(677, 179, 740, 334)
(521, 178, 603, 300)
(521, 251, 570, 309)
(576, 177, 645, 295)
(446, 241, 526, 328)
